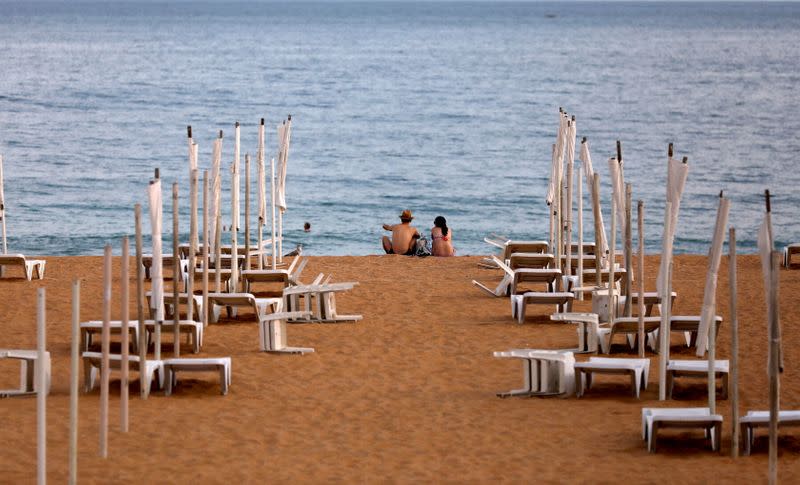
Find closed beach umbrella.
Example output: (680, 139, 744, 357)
(231, 123, 241, 292)
(564, 117, 577, 277)
(607, 155, 626, 257)
(276, 116, 292, 260)
(257, 119, 266, 268)
(656, 156, 689, 296)
(694, 194, 730, 356)
(147, 179, 164, 354)
(209, 134, 223, 256)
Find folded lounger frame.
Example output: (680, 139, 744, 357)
(0, 254, 45, 281)
(574, 357, 650, 398)
(666, 359, 729, 400)
(641, 407, 722, 453)
(739, 410, 800, 455)
(82, 351, 163, 399)
(492, 349, 575, 397)
(0, 349, 51, 397)
(259, 311, 315, 354)
(163, 357, 231, 396)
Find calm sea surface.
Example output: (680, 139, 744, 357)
(1, 1, 799, 256)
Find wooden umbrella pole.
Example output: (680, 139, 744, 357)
(245, 154, 251, 271)
(659, 259, 673, 401)
(0, 154, 7, 256)
(37, 287, 46, 484)
(68, 279, 80, 485)
(624, 183, 633, 317)
(564, 121, 573, 279)
(134, 205, 146, 398)
(188, 169, 198, 322)
(592, 173, 603, 287)
(202, 171, 209, 328)
(258, 118, 265, 270)
(608, 196, 617, 323)
(637, 201, 645, 358)
(729, 227, 739, 458)
(577, 159, 584, 299)
(172, 183, 180, 357)
(120, 236, 129, 432)
(99, 244, 111, 458)
(768, 250, 781, 485)
(215, 211, 222, 292)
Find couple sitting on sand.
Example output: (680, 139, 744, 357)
(381, 210, 455, 257)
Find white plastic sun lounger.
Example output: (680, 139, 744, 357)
(508, 252, 554, 270)
(574, 357, 650, 398)
(550, 312, 601, 353)
(0, 349, 51, 397)
(0, 254, 45, 280)
(206, 293, 283, 323)
(480, 239, 549, 268)
(641, 407, 722, 453)
(616, 291, 677, 317)
(259, 311, 315, 354)
(493, 349, 575, 397)
(739, 410, 800, 455)
(141, 253, 183, 281)
(82, 352, 163, 399)
(146, 291, 203, 321)
(785, 243, 800, 268)
(669, 315, 723, 347)
(596, 316, 661, 354)
(79, 320, 140, 353)
(283, 278, 361, 323)
(163, 357, 231, 396)
(666, 359, 729, 399)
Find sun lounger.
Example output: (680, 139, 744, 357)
(641, 407, 722, 453)
(82, 352, 163, 399)
(512, 291, 574, 323)
(559, 254, 598, 271)
(0, 349, 50, 397)
(480, 239, 549, 268)
(617, 291, 677, 317)
(144, 320, 203, 354)
(240, 255, 307, 294)
(146, 291, 203, 321)
(163, 357, 231, 396)
(784, 243, 800, 268)
(578, 267, 626, 286)
(493, 349, 575, 397)
(574, 357, 649, 398)
(141, 253, 182, 280)
(550, 312, 601, 353)
(79, 320, 140, 353)
(283, 278, 361, 323)
(0, 254, 45, 280)
(596, 317, 661, 354)
(207, 293, 283, 323)
(259, 311, 315, 354)
(669, 315, 723, 347)
(739, 410, 800, 455)
(666, 359, 729, 399)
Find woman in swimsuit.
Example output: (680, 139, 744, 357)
(431, 216, 455, 257)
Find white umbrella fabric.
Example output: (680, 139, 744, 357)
(656, 157, 689, 296)
(208, 136, 223, 256)
(563, 118, 577, 277)
(276, 117, 292, 260)
(757, 198, 783, 369)
(695, 194, 730, 356)
(147, 179, 164, 359)
(607, 156, 626, 258)
(230, 123, 241, 292)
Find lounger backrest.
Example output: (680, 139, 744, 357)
(512, 269, 560, 294)
(509, 253, 553, 270)
(561, 254, 597, 269)
(491, 256, 515, 278)
(291, 258, 309, 283)
(287, 254, 301, 274)
(504, 241, 548, 259)
(0, 254, 25, 264)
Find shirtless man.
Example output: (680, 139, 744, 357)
(381, 210, 420, 255)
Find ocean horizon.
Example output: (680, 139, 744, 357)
(0, 1, 798, 256)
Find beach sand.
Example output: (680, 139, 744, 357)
(1, 254, 799, 483)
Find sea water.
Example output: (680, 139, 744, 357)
(0, 1, 798, 256)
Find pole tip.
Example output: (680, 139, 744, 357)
(765, 189, 771, 213)
(261, 118, 265, 125)
(219, 130, 224, 138)
(719, 190, 724, 198)
(235, 121, 240, 128)
(154, 168, 160, 179)
(616, 140, 622, 162)
(187, 126, 192, 138)
(682, 156, 688, 164)
(287, 114, 292, 121)
(668, 142, 673, 157)
(559, 106, 563, 112)
(581, 137, 587, 144)
(571, 115, 575, 121)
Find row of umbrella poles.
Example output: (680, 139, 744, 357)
(543, 108, 783, 478)
(51, 117, 296, 484)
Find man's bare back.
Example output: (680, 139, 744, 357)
(381, 210, 420, 255)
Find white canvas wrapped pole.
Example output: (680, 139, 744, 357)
(758, 191, 783, 372)
(120, 236, 129, 432)
(257, 119, 266, 269)
(547, 144, 557, 255)
(148, 179, 164, 360)
(171, 183, 180, 357)
(656, 155, 689, 296)
(581, 140, 608, 264)
(591, 174, 604, 287)
(624, 183, 633, 317)
(658, 201, 673, 401)
(215, 211, 222, 293)
(695, 195, 730, 356)
(245, 154, 251, 271)
(729, 227, 739, 458)
(37, 287, 46, 484)
(564, 117, 576, 278)
(202, 171, 209, 328)
(134, 205, 147, 398)
(188, 170, 198, 322)
(270, 156, 277, 270)
(608, 196, 617, 322)
(99, 244, 111, 458)
(231, 122, 241, 292)
(69, 280, 79, 484)
(0, 154, 6, 254)
(607, 155, 626, 262)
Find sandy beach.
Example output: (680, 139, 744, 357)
(0, 253, 798, 483)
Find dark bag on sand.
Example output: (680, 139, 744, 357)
(414, 237, 431, 257)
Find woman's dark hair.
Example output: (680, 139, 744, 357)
(434, 216, 448, 236)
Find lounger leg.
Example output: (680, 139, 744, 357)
(576, 370, 584, 398)
(165, 368, 173, 396)
(666, 371, 674, 399)
(631, 371, 639, 398)
(220, 366, 228, 395)
(721, 373, 729, 400)
(650, 423, 658, 453)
